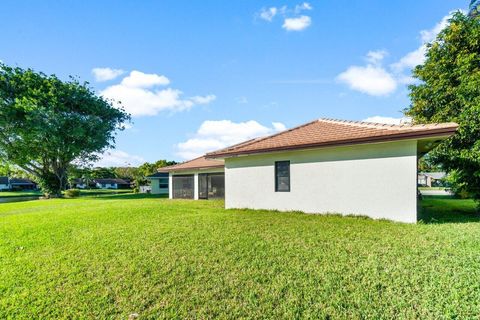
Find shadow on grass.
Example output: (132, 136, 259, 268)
(419, 195, 480, 224)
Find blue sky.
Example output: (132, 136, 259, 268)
(0, 0, 468, 165)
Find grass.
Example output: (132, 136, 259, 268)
(0, 189, 133, 199)
(0, 190, 43, 198)
(1, 195, 480, 319)
(77, 189, 133, 197)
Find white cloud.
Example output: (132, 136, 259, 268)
(363, 116, 412, 125)
(337, 13, 458, 96)
(295, 2, 313, 13)
(176, 120, 285, 160)
(337, 64, 397, 96)
(259, 7, 278, 22)
(190, 95, 216, 104)
(272, 122, 287, 131)
(92, 67, 125, 82)
(95, 150, 145, 167)
(391, 47, 426, 73)
(392, 13, 454, 73)
(121, 70, 170, 88)
(100, 70, 216, 117)
(283, 16, 312, 31)
(257, 3, 312, 31)
(420, 14, 451, 43)
(366, 50, 388, 65)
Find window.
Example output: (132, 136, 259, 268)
(275, 161, 290, 192)
(159, 178, 169, 189)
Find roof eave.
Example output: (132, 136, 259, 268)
(207, 127, 458, 159)
(159, 165, 225, 173)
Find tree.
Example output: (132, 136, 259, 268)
(0, 160, 31, 179)
(90, 167, 117, 180)
(405, 12, 480, 200)
(418, 155, 442, 173)
(0, 64, 130, 197)
(137, 159, 177, 179)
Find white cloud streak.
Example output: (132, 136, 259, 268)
(363, 116, 411, 125)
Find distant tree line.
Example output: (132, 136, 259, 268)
(1, 159, 177, 190)
(68, 159, 177, 188)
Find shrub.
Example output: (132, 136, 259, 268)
(65, 189, 81, 198)
(133, 187, 139, 194)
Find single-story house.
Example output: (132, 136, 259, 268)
(418, 172, 446, 187)
(93, 178, 131, 189)
(159, 156, 225, 200)
(0, 176, 9, 191)
(162, 118, 457, 223)
(145, 172, 169, 195)
(162, 119, 458, 223)
(9, 178, 37, 190)
(208, 119, 458, 223)
(71, 178, 94, 189)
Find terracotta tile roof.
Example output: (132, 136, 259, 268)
(207, 118, 458, 158)
(159, 156, 224, 172)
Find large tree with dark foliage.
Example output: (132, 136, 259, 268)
(0, 64, 130, 197)
(405, 11, 480, 201)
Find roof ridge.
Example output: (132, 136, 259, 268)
(318, 118, 414, 130)
(161, 155, 208, 170)
(208, 118, 322, 156)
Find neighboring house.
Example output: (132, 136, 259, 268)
(145, 172, 169, 195)
(71, 178, 93, 189)
(9, 178, 37, 190)
(0, 176, 9, 191)
(188, 118, 455, 224)
(94, 178, 130, 189)
(418, 172, 447, 187)
(160, 156, 225, 200)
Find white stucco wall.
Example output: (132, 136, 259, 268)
(96, 183, 117, 189)
(225, 140, 419, 223)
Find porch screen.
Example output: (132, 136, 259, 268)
(172, 175, 194, 199)
(198, 173, 225, 199)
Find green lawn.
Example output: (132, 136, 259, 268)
(0, 189, 133, 199)
(1, 195, 479, 319)
(0, 190, 43, 198)
(77, 189, 133, 197)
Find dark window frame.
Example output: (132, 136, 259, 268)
(275, 161, 290, 192)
